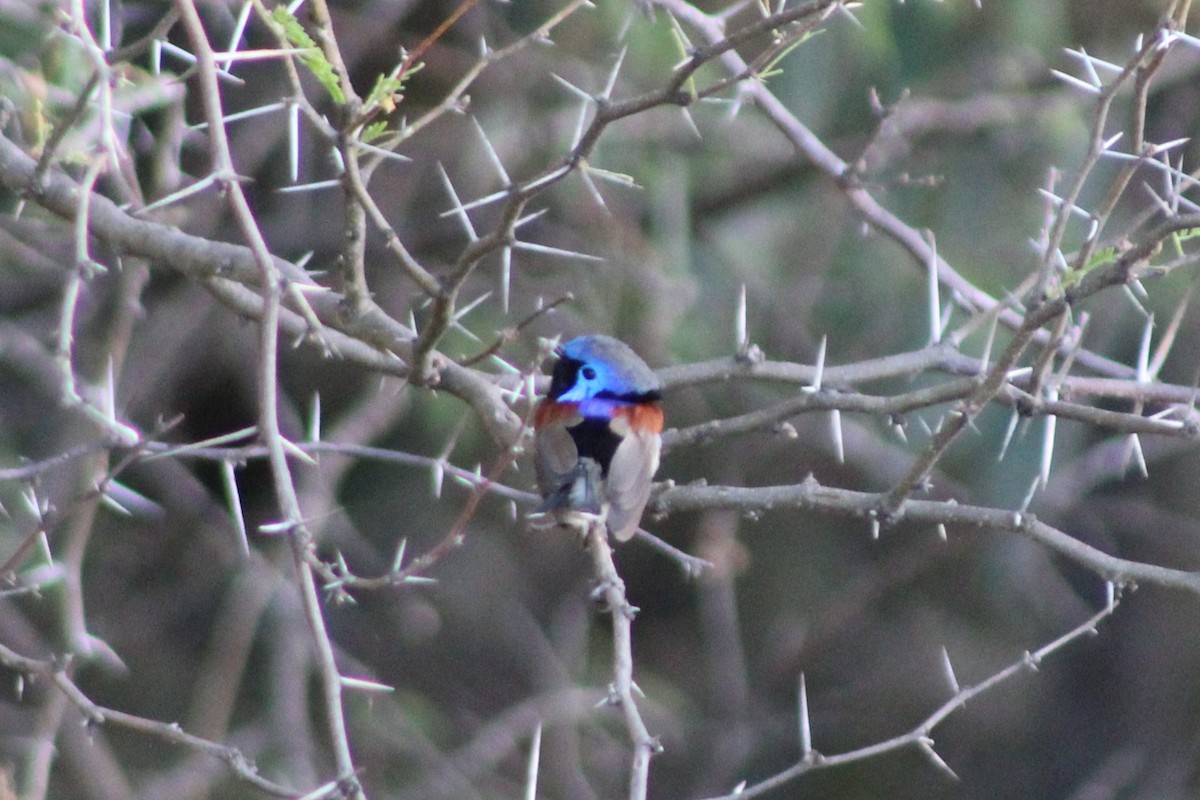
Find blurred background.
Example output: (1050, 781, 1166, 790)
(2, 0, 1200, 798)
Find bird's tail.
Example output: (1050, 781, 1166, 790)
(534, 458, 604, 516)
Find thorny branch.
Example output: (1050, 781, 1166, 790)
(2, 1, 1200, 799)
(175, 1, 364, 796)
(0, 641, 300, 798)
(586, 520, 659, 800)
(656, 477, 1200, 595)
(697, 589, 1121, 800)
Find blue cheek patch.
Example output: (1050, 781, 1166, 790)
(557, 383, 589, 402)
(577, 397, 625, 419)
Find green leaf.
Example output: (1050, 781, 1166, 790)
(666, 18, 698, 100)
(1170, 227, 1200, 257)
(362, 120, 389, 143)
(365, 73, 404, 114)
(1084, 245, 1117, 271)
(271, 6, 345, 105)
(358, 63, 422, 123)
(761, 36, 807, 78)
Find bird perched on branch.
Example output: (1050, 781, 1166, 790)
(532, 335, 663, 541)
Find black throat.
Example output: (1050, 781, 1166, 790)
(567, 418, 622, 477)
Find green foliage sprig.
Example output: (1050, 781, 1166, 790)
(271, 6, 345, 104)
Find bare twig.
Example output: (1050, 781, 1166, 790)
(697, 589, 1120, 799)
(0, 641, 299, 798)
(174, 2, 364, 796)
(656, 476, 1200, 595)
(654, 0, 1144, 379)
(586, 520, 659, 800)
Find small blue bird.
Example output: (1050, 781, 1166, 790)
(533, 335, 663, 541)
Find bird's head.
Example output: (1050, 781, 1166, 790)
(548, 335, 661, 404)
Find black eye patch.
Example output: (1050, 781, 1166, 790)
(548, 357, 582, 399)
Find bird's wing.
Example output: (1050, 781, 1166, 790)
(534, 401, 582, 495)
(604, 427, 662, 541)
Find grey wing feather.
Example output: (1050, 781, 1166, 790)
(603, 429, 661, 541)
(535, 421, 580, 497)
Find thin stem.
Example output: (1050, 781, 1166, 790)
(174, 1, 364, 795)
(586, 521, 658, 800)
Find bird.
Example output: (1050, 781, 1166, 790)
(532, 335, 663, 542)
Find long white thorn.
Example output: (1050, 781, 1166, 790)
(979, 313, 998, 373)
(1142, 181, 1175, 216)
(308, 393, 321, 443)
(735, 284, 748, 353)
(510, 240, 602, 262)
(919, 738, 959, 780)
(471, 117, 511, 185)
(340, 676, 396, 693)
(353, 140, 412, 164)
(1126, 433, 1148, 478)
(102, 356, 118, 424)
(288, 102, 300, 183)
(1149, 287, 1192, 379)
(392, 538, 409, 572)
(940, 646, 960, 693)
(437, 162, 478, 242)
(680, 106, 702, 140)
(830, 409, 844, 464)
(514, 209, 549, 229)
(797, 673, 812, 757)
(524, 723, 544, 800)
(137, 174, 218, 214)
(578, 166, 609, 213)
(100, 0, 112, 50)
(1074, 46, 1101, 87)
(501, 246, 512, 314)
(570, 99, 590, 151)
(276, 180, 341, 195)
(807, 335, 827, 393)
(926, 231, 941, 344)
(280, 436, 318, 465)
(1040, 386, 1058, 488)
(600, 46, 627, 100)
(453, 291, 492, 324)
(1063, 46, 1123, 75)
(997, 409, 1020, 462)
(1050, 69, 1102, 94)
(227, 1, 254, 54)
(1100, 131, 1124, 152)
(1136, 314, 1154, 383)
(550, 72, 594, 103)
(189, 101, 287, 131)
(439, 188, 509, 216)
(1019, 474, 1040, 512)
(220, 461, 249, 556)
